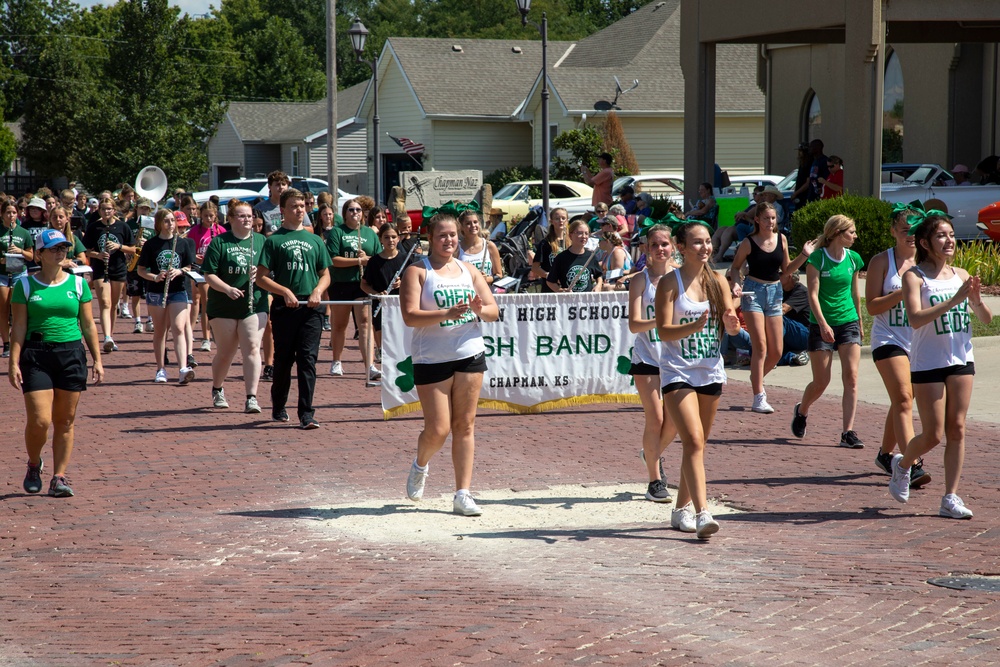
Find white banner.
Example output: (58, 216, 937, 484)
(380, 292, 640, 418)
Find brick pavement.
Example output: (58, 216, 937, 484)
(2, 316, 1000, 666)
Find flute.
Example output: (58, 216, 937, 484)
(163, 232, 179, 302)
(372, 238, 420, 319)
(247, 230, 255, 315)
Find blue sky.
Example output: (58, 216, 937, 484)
(76, 0, 214, 17)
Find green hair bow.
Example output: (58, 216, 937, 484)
(422, 200, 480, 222)
(637, 212, 684, 237)
(890, 200, 924, 219)
(906, 209, 952, 236)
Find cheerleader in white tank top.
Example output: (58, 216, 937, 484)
(654, 220, 741, 539)
(889, 212, 992, 519)
(627, 224, 677, 504)
(400, 214, 499, 517)
(864, 207, 928, 487)
(457, 211, 503, 289)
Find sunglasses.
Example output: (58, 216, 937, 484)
(346, 207, 362, 212)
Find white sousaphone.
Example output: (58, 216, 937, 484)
(129, 165, 168, 271)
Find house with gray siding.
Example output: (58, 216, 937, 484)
(206, 81, 368, 191)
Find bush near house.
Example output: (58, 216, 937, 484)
(790, 195, 894, 266)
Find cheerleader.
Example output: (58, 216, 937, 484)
(866, 204, 929, 487)
(627, 223, 678, 503)
(655, 220, 741, 538)
(889, 211, 992, 518)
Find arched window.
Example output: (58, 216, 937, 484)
(803, 91, 822, 143)
(883, 50, 904, 162)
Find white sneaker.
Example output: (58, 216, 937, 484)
(751, 392, 774, 414)
(145, 320, 155, 333)
(179, 367, 195, 385)
(244, 396, 262, 414)
(453, 492, 482, 516)
(695, 510, 720, 539)
(154, 369, 168, 383)
(889, 453, 910, 503)
(329, 360, 343, 376)
(103, 338, 116, 353)
(374, 347, 382, 363)
(200, 339, 212, 352)
(133, 320, 143, 334)
(121, 304, 131, 318)
(406, 461, 428, 501)
(671, 502, 697, 533)
(212, 387, 229, 409)
(939, 494, 973, 519)
(369, 365, 382, 381)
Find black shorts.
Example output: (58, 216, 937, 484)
(125, 270, 145, 297)
(911, 362, 975, 385)
(413, 352, 488, 386)
(807, 320, 862, 352)
(629, 361, 659, 376)
(328, 281, 367, 303)
(19, 340, 88, 393)
(662, 381, 723, 397)
(92, 267, 127, 283)
(872, 344, 908, 363)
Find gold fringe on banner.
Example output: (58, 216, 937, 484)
(383, 394, 640, 420)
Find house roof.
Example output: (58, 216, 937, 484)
(364, 1, 762, 120)
(548, 0, 763, 114)
(226, 81, 368, 143)
(382, 37, 575, 117)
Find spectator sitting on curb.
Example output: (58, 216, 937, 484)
(722, 270, 810, 367)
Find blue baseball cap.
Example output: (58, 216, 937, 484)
(35, 228, 72, 250)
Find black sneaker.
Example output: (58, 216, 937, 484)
(1, 342, 9, 358)
(791, 403, 807, 438)
(48, 475, 74, 498)
(300, 417, 320, 430)
(910, 459, 932, 488)
(875, 450, 894, 475)
(187, 354, 198, 369)
(644, 479, 671, 503)
(839, 430, 865, 449)
(322, 315, 331, 332)
(23, 458, 43, 494)
(640, 449, 665, 481)
(272, 408, 289, 423)
(261, 365, 273, 382)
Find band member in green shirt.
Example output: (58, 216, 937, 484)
(10, 229, 104, 498)
(1, 197, 33, 357)
(256, 189, 331, 429)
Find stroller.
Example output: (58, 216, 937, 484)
(494, 206, 545, 293)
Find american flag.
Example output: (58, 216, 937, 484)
(388, 134, 425, 156)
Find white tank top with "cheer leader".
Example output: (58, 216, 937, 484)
(411, 257, 485, 364)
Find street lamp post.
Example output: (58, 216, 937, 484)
(348, 17, 380, 205)
(516, 0, 549, 219)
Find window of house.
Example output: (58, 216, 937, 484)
(291, 147, 300, 177)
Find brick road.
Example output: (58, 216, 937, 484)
(2, 317, 999, 666)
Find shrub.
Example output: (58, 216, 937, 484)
(790, 195, 894, 266)
(483, 165, 542, 194)
(954, 241, 1000, 286)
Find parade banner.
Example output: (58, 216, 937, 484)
(380, 292, 641, 418)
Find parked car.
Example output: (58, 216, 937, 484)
(223, 177, 356, 211)
(879, 163, 999, 240)
(977, 201, 1000, 242)
(490, 180, 593, 220)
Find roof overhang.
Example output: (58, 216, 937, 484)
(303, 118, 358, 143)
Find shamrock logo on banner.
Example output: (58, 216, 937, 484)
(395, 356, 415, 392)
(616, 347, 635, 386)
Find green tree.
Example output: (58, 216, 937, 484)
(0, 124, 16, 172)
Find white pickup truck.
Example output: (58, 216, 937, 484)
(880, 164, 1000, 240)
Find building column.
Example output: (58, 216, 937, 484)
(681, 0, 716, 205)
(843, 0, 884, 197)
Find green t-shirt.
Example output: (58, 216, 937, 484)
(807, 247, 863, 326)
(324, 223, 382, 283)
(201, 231, 269, 320)
(258, 227, 332, 297)
(11, 273, 92, 343)
(1, 225, 33, 275)
(69, 235, 86, 259)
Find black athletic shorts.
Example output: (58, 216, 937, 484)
(92, 266, 126, 283)
(629, 361, 659, 376)
(126, 270, 145, 298)
(328, 281, 367, 303)
(872, 344, 908, 363)
(19, 340, 88, 393)
(413, 351, 488, 386)
(911, 362, 975, 385)
(662, 381, 723, 397)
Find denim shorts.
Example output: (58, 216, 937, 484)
(808, 320, 861, 351)
(147, 291, 190, 307)
(0, 271, 26, 288)
(740, 277, 782, 317)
